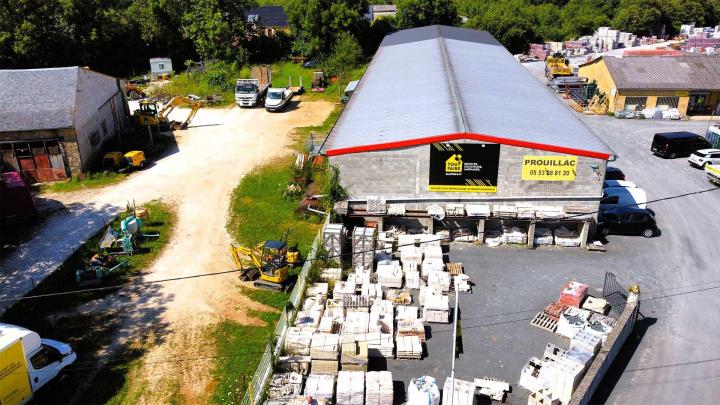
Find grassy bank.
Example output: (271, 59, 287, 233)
(211, 286, 289, 403)
(1, 201, 176, 403)
(40, 171, 128, 193)
(272, 62, 367, 102)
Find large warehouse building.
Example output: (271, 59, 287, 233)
(325, 26, 614, 247)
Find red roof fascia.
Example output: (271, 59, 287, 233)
(325, 132, 611, 160)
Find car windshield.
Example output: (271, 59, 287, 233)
(267, 92, 282, 100)
(235, 83, 256, 93)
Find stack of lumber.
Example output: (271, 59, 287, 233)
(284, 327, 314, 355)
(377, 261, 402, 288)
(361, 283, 383, 300)
(304, 374, 335, 401)
(277, 355, 311, 375)
(352, 227, 377, 270)
(340, 336, 368, 372)
(323, 223, 346, 259)
(466, 204, 491, 217)
(426, 270, 450, 292)
(337, 371, 365, 405)
(369, 300, 394, 334)
(365, 371, 394, 405)
(396, 335, 422, 359)
(396, 318, 426, 342)
(405, 271, 420, 289)
(446, 262, 463, 275)
(385, 289, 411, 305)
(442, 377, 476, 405)
(534, 227, 554, 246)
(423, 292, 450, 324)
(396, 305, 419, 321)
(321, 267, 342, 281)
(334, 280, 357, 301)
(294, 309, 323, 329)
(364, 332, 394, 358)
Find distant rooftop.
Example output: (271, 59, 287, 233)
(245, 6, 289, 28)
(589, 55, 720, 90)
(325, 25, 613, 160)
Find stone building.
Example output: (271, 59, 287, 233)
(0, 66, 128, 182)
(325, 26, 615, 247)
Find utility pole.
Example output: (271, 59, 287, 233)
(450, 286, 459, 405)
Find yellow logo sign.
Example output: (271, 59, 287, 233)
(445, 154, 463, 173)
(522, 155, 577, 181)
(0, 340, 33, 405)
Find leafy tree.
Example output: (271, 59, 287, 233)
(323, 32, 363, 80)
(286, 0, 369, 56)
(613, 0, 674, 36)
(465, 1, 542, 53)
(394, 0, 460, 29)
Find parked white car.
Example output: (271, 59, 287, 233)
(688, 149, 720, 168)
(600, 187, 647, 211)
(603, 180, 637, 189)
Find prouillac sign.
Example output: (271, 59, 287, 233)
(428, 143, 500, 192)
(522, 155, 577, 181)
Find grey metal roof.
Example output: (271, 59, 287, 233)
(0, 67, 80, 132)
(245, 6, 289, 28)
(602, 55, 720, 90)
(325, 25, 613, 159)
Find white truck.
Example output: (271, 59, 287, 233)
(706, 163, 720, 186)
(0, 323, 77, 405)
(234, 65, 271, 107)
(264, 87, 294, 112)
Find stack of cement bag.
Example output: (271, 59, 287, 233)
(554, 226, 580, 247)
(534, 227, 554, 246)
(485, 230, 504, 247)
(503, 226, 528, 244)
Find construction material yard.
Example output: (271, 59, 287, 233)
(0, 101, 334, 402)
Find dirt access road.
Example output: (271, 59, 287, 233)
(0, 101, 333, 401)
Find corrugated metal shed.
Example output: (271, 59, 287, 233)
(601, 55, 720, 91)
(0, 66, 120, 133)
(325, 25, 613, 160)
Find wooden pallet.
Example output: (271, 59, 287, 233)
(531, 311, 558, 333)
(447, 262, 463, 275)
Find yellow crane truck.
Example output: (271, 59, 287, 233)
(545, 53, 573, 80)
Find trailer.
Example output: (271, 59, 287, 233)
(235, 65, 272, 107)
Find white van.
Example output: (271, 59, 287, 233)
(600, 187, 647, 211)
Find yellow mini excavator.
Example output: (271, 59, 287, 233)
(229, 234, 301, 291)
(134, 96, 203, 130)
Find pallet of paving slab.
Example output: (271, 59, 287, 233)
(447, 262, 463, 276)
(531, 311, 558, 332)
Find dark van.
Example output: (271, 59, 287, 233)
(651, 132, 711, 158)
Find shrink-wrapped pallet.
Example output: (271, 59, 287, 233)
(303, 295, 326, 312)
(385, 289, 411, 305)
(267, 372, 303, 400)
(365, 371, 394, 405)
(306, 282, 329, 298)
(369, 300, 394, 334)
(295, 309, 323, 329)
(558, 281, 589, 307)
(377, 261, 402, 288)
(442, 377, 476, 405)
(284, 327, 314, 355)
(453, 274, 471, 293)
(396, 305, 419, 321)
(337, 371, 365, 405)
(421, 258, 444, 278)
(426, 270, 450, 292)
(466, 204, 491, 217)
(399, 246, 423, 265)
(343, 311, 370, 336)
(405, 271, 421, 289)
(503, 226, 528, 244)
(402, 260, 419, 274)
(304, 374, 335, 401)
(310, 333, 340, 360)
(364, 332, 394, 358)
(333, 280, 357, 301)
(361, 283, 383, 300)
(485, 230, 504, 247)
(396, 335, 422, 359)
(423, 245, 443, 261)
(554, 226, 581, 247)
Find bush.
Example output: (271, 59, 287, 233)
(323, 32, 363, 81)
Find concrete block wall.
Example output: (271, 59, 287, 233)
(330, 140, 607, 212)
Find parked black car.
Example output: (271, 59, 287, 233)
(598, 207, 658, 238)
(651, 132, 711, 158)
(604, 166, 625, 180)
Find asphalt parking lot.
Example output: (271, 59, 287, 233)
(386, 115, 720, 404)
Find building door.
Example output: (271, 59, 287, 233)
(1, 143, 19, 172)
(46, 140, 68, 180)
(31, 141, 55, 182)
(689, 92, 710, 115)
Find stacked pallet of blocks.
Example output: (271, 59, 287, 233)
(310, 333, 340, 375)
(352, 227, 377, 270)
(323, 223, 346, 260)
(337, 370, 365, 405)
(442, 377, 476, 405)
(365, 371, 394, 405)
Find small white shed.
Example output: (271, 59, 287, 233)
(149, 57, 173, 80)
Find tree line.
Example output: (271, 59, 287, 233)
(2, 0, 719, 76)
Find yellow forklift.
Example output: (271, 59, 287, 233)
(103, 150, 147, 171)
(229, 232, 301, 291)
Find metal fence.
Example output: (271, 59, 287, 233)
(242, 216, 328, 405)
